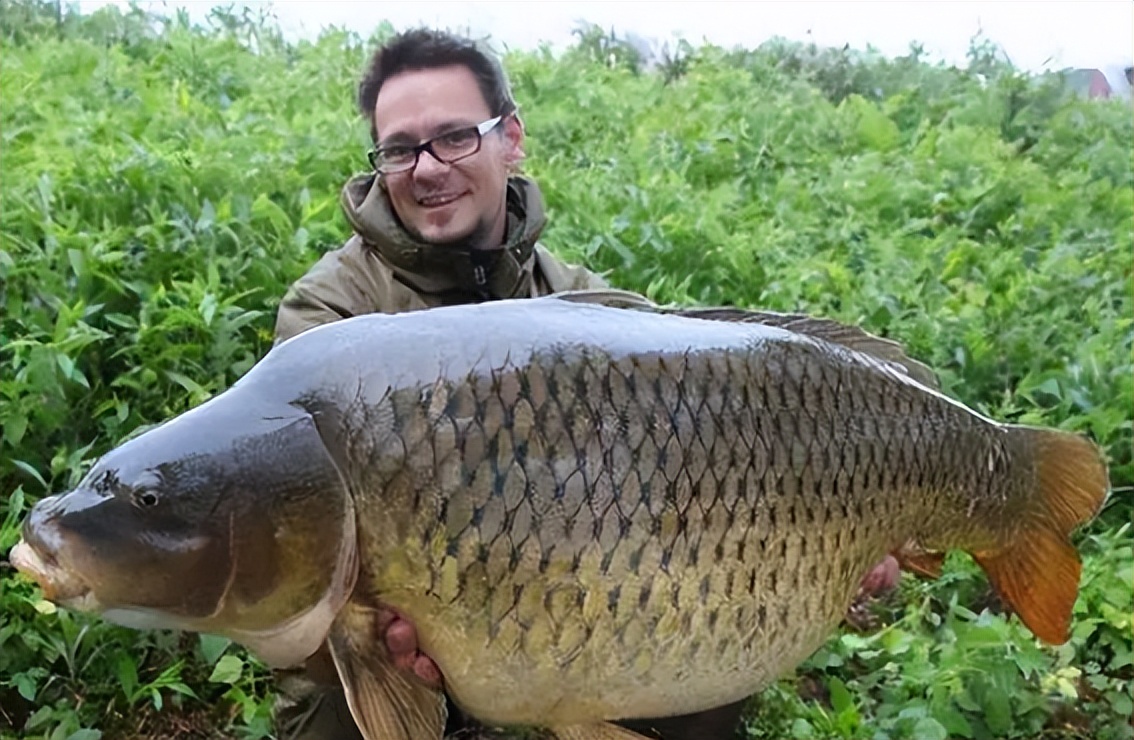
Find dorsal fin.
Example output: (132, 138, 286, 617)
(548, 290, 940, 390)
(666, 307, 940, 390)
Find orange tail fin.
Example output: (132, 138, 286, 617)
(972, 428, 1109, 645)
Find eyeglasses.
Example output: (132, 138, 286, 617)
(368, 115, 504, 174)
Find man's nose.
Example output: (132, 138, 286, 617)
(413, 147, 449, 181)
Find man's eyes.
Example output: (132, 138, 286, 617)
(381, 146, 415, 160)
(438, 128, 477, 146)
(378, 126, 477, 163)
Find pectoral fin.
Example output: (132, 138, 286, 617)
(327, 603, 447, 740)
(553, 723, 654, 740)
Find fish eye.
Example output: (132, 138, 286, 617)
(134, 490, 160, 508)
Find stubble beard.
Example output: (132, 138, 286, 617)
(410, 214, 496, 252)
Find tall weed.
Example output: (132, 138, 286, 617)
(1, 2, 1130, 738)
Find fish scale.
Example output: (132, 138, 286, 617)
(347, 332, 991, 726)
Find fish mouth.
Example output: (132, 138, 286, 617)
(9, 539, 92, 605)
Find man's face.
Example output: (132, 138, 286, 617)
(373, 64, 524, 249)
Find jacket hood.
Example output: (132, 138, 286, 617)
(339, 173, 547, 300)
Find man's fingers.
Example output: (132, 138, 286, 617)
(385, 618, 418, 656)
(375, 607, 397, 633)
(858, 555, 901, 596)
(413, 654, 443, 689)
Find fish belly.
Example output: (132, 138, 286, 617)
(372, 513, 881, 727)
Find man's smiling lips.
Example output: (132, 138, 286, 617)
(416, 192, 464, 208)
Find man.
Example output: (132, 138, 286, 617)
(271, 27, 900, 740)
(271, 27, 755, 740)
(272, 30, 602, 345)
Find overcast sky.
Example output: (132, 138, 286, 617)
(79, 1, 1133, 92)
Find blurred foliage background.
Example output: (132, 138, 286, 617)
(1, 2, 1130, 739)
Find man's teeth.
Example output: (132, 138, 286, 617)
(419, 194, 459, 207)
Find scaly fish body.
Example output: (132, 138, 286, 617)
(306, 300, 1025, 724)
(10, 293, 1108, 739)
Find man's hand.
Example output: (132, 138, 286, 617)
(857, 555, 901, 598)
(844, 555, 901, 633)
(378, 606, 444, 689)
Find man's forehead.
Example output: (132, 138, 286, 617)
(374, 65, 491, 141)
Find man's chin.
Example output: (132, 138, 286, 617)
(417, 229, 473, 247)
(410, 219, 483, 250)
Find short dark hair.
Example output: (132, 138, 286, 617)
(358, 28, 517, 144)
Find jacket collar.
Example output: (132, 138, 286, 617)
(340, 173, 547, 300)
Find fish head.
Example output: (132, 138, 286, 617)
(11, 398, 358, 668)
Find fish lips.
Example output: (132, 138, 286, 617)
(10, 529, 94, 606)
(12, 492, 98, 603)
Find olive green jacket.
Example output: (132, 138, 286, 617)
(273, 174, 607, 344)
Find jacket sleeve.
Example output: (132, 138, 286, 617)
(574, 264, 610, 290)
(273, 240, 377, 345)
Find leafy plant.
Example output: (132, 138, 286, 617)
(1, 2, 1130, 738)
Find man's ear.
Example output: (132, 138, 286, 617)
(502, 113, 526, 169)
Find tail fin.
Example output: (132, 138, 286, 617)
(972, 428, 1109, 645)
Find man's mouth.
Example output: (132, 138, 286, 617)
(416, 192, 464, 208)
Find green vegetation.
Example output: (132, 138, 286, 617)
(1, 2, 1130, 739)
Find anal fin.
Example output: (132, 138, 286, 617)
(973, 531, 1082, 645)
(327, 602, 447, 740)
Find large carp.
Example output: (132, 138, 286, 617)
(10, 291, 1109, 740)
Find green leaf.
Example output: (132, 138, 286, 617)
(199, 293, 218, 326)
(115, 653, 138, 702)
(55, 352, 76, 380)
(209, 654, 245, 684)
(33, 600, 57, 615)
(3, 413, 28, 448)
(14, 671, 37, 701)
(1035, 377, 1062, 399)
(935, 705, 974, 738)
(1110, 691, 1133, 716)
(199, 634, 232, 665)
(197, 199, 216, 231)
(829, 676, 855, 715)
(164, 370, 207, 395)
(1010, 640, 1050, 678)
(911, 717, 948, 740)
(790, 718, 815, 739)
(982, 685, 1013, 735)
(64, 731, 102, 740)
(67, 248, 85, 278)
(26, 706, 54, 730)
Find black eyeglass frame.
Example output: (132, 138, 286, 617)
(367, 115, 505, 174)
